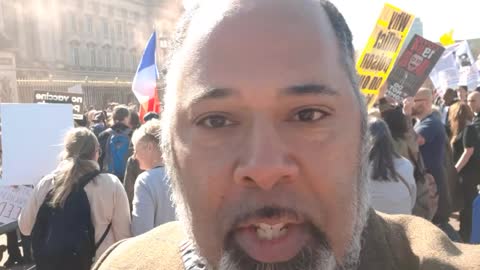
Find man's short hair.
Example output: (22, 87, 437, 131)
(112, 105, 130, 123)
(166, 0, 357, 89)
(458, 85, 468, 92)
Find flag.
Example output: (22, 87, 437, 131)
(132, 32, 160, 121)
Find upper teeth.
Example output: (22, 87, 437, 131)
(256, 223, 287, 240)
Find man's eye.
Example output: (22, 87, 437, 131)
(293, 109, 327, 122)
(197, 115, 234, 128)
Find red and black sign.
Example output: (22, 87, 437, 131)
(386, 35, 445, 102)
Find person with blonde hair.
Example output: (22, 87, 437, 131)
(131, 119, 176, 236)
(19, 128, 131, 270)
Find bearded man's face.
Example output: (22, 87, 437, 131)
(161, 0, 369, 269)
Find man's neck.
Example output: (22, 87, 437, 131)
(146, 160, 163, 170)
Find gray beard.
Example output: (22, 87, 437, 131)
(161, 128, 370, 270)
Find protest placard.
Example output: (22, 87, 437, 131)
(0, 186, 33, 224)
(430, 41, 480, 95)
(0, 103, 73, 186)
(385, 35, 445, 102)
(34, 90, 85, 120)
(356, 3, 415, 107)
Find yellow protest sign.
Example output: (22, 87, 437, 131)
(356, 4, 415, 107)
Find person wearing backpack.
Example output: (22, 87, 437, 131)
(98, 105, 132, 180)
(18, 127, 131, 270)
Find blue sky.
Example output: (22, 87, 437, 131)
(329, 0, 480, 50)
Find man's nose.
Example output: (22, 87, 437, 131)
(233, 121, 299, 191)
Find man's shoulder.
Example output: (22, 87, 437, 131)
(93, 221, 186, 270)
(374, 212, 480, 270)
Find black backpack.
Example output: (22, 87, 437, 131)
(31, 171, 111, 270)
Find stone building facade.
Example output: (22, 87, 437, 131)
(0, 0, 182, 106)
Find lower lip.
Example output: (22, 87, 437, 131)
(233, 224, 310, 263)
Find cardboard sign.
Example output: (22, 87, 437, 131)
(356, 3, 415, 107)
(385, 35, 445, 102)
(0, 104, 73, 186)
(0, 186, 33, 224)
(430, 41, 480, 95)
(34, 90, 85, 120)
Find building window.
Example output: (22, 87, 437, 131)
(105, 48, 111, 69)
(71, 46, 80, 66)
(89, 47, 96, 67)
(112, 50, 117, 68)
(133, 52, 138, 70)
(102, 19, 108, 38)
(86, 16, 93, 34)
(121, 9, 127, 18)
(71, 14, 77, 33)
(119, 49, 125, 71)
(116, 23, 122, 41)
(97, 50, 103, 67)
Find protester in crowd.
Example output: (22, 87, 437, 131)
(74, 114, 88, 128)
(131, 119, 175, 236)
(457, 86, 468, 104)
(405, 89, 459, 239)
(379, 103, 413, 159)
(448, 101, 479, 241)
(86, 109, 97, 127)
(123, 109, 144, 198)
(123, 157, 143, 207)
(468, 91, 480, 119)
(128, 108, 141, 131)
(19, 128, 131, 269)
(98, 105, 132, 179)
(441, 88, 459, 135)
(143, 112, 160, 122)
(378, 101, 438, 220)
(367, 118, 416, 214)
(90, 111, 107, 138)
(94, 1, 480, 269)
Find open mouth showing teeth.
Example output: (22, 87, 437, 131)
(255, 223, 289, 241)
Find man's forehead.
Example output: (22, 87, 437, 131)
(176, 0, 343, 97)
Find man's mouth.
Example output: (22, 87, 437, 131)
(233, 216, 311, 263)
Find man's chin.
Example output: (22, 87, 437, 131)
(220, 222, 335, 270)
(233, 223, 311, 263)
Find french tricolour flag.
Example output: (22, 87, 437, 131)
(132, 31, 160, 121)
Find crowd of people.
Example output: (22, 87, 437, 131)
(0, 104, 175, 269)
(368, 86, 480, 243)
(0, 0, 480, 269)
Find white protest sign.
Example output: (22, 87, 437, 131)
(456, 41, 479, 87)
(0, 103, 73, 186)
(430, 41, 479, 94)
(0, 186, 33, 224)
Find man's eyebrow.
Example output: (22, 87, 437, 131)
(189, 88, 235, 104)
(282, 84, 339, 96)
